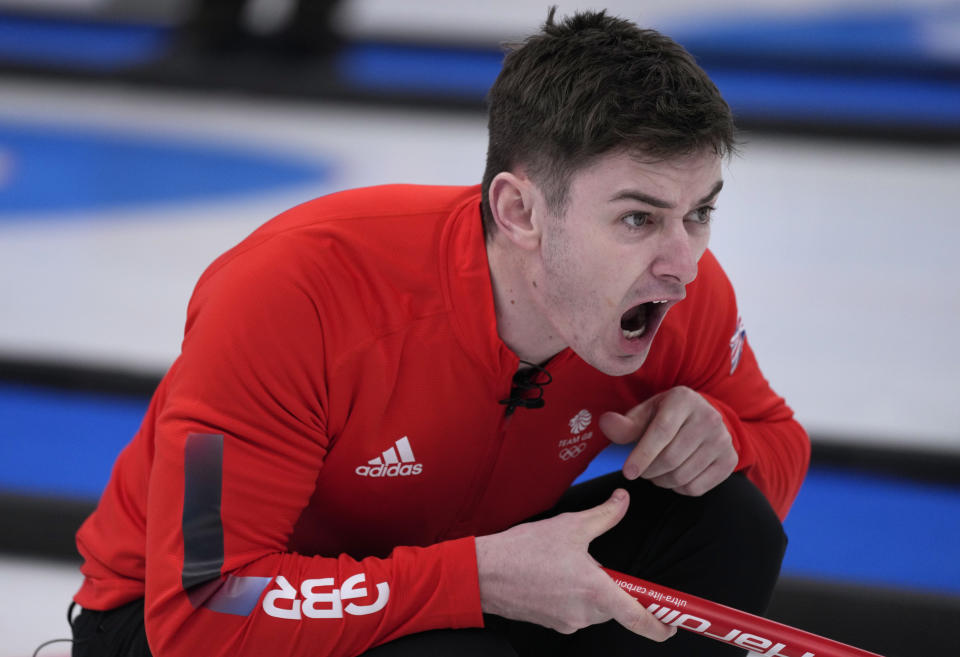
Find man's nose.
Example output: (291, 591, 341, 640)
(651, 223, 699, 286)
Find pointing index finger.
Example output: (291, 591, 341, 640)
(622, 398, 686, 480)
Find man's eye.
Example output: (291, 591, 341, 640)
(690, 206, 715, 224)
(622, 212, 650, 228)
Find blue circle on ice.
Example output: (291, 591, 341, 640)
(0, 120, 331, 218)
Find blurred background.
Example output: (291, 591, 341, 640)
(0, 0, 958, 655)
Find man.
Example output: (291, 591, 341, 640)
(70, 9, 809, 657)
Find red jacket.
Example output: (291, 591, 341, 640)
(74, 184, 809, 657)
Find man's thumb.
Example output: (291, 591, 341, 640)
(579, 488, 630, 539)
(599, 411, 639, 445)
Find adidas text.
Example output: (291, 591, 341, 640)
(355, 463, 423, 477)
(355, 436, 423, 477)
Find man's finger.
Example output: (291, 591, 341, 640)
(640, 427, 700, 480)
(575, 489, 630, 540)
(608, 586, 677, 641)
(673, 456, 737, 497)
(621, 404, 689, 480)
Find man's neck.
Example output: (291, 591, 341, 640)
(485, 234, 565, 367)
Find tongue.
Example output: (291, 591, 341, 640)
(620, 303, 649, 332)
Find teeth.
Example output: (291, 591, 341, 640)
(622, 324, 646, 340)
(652, 300, 668, 304)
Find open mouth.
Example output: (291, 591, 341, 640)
(620, 300, 668, 340)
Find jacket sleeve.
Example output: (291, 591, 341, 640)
(143, 243, 483, 657)
(677, 251, 810, 519)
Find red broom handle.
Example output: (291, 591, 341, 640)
(604, 569, 885, 657)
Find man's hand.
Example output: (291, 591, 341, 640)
(475, 489, 675, 640)
(599, 386, 738, 497)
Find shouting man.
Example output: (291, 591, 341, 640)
(70, 9, 809, 657)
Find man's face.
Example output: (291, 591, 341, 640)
(529, 149, 723, 375)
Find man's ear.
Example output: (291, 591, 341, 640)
(488, 171, 541, 250)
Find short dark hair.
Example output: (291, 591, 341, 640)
(481, 8, 736, 234)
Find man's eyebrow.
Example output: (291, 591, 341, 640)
(697, 180, 724, 205)
(609, 180, 724, 209)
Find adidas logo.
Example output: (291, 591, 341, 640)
(354, 436, 423, 477)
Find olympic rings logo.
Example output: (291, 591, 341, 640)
(558, 443, 588, 461)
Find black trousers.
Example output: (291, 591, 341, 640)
(72, 472, 786, 657)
